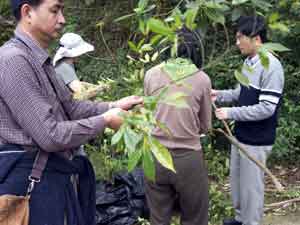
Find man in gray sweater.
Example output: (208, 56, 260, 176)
(212, 16, 284, 225)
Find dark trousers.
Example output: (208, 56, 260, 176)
(145, 149, 209, 225)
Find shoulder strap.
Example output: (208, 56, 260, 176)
(27, 150, 49, 196)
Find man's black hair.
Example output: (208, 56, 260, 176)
(237, 15, 268, 43)
(176, 26, 203, 68)
(11, 0, 43, 21)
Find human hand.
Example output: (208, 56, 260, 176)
(102, 108, 126, 130)
(69, 80, 84, 93)
(211, 89, 219, 102)
(112, 95, 143, 110)
(215, 107, 229, 120)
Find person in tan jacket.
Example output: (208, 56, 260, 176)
(144, 26, 212, 225)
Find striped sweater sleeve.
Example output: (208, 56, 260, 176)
(228, 58, 284, 121)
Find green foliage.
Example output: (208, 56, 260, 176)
(0, 1, 14, 46)
(270, 98, 300, 165)
(85, 138, 127, 181)
(257, 42, 290, 69)
(234, 68, 250, 87)
(204, 142, 230, 182)
(1, 0, 299, 223)
(209, 184, 234, 223)
(110, 102, 177, 181)
(162, 58, 198, 81)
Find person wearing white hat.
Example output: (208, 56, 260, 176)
(54, 32, 95, 94)
(54, 33, 96, 156)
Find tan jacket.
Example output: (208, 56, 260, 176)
(144, 64, 212, 151)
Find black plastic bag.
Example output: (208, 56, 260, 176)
(95, 168, 149, 225)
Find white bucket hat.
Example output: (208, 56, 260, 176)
(53, 33, 94, 66)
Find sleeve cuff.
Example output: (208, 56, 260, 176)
(227, 108, 235, 120)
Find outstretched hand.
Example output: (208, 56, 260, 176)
(102, 108, 126, 131)
(112, 95, 143, 110)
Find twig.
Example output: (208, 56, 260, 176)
(265, 197, 300, 208)
(215, 128, 284, 192)
(98, 26, 117, 64)
(212, 102, 283, 191)
(0, 15, 14, 26)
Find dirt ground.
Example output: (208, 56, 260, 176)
(263, 166, 300, 225)
(263, 211, 300, 225)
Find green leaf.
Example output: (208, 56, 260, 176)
(232, 0, 249, 5)
(261, 43, 290, 52)
(148, 18, 175, 37)
(268, 12, 279, 23)
(206, 2, 227, 11)
(258, 48, 270, 69)
(128, 149, 142, 172)
(251, 0, 272, 11)
(171, 38, 178, 58)
(128, 41, 138, 52)
(160, 92, 189, 108)
(156, 121, 172, 138)
(205, 8, 225, 25)
(143, 96, 158, 111)
(162, 57, 198, 81)
(124, 127, 142, 153)
(111, 125, 125, 145)
(243, 64, 254, 74)
(150, 34, 163, 45)
(172, 8, 183, 28)
(184, 8, 198, 30)
(140, 44, 153, 52)
(269, 23, 290, 33)
(231, 8, 242, 22)
(137, 38, 145, 50)
(139, 20, 146, 34)
(234, 69, 249, 87)
(155, 86, 168, 101)
(142, 138, 155, 181)
(149, 138, 175, 173)
(138, 0, 149, 11)
(151, 52, 159, 62)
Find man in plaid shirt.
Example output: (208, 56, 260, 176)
(0, 0, 142, 224)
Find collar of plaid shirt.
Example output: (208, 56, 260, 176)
(14, 28, 50, 65)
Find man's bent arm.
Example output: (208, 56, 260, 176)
(216, 85, 241, 104)
(0, 56, 107, 152)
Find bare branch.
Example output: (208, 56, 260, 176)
(265, 197, 300, 208)
(212, 103, 284, 192)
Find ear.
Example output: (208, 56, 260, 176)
(255, 35, 263, 45)
(20, 4, 33, 22)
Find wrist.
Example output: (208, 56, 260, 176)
(108, 101, 117, 109)
(103, 113, 111, 124)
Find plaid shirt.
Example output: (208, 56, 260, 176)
(0, 28, 109, 156)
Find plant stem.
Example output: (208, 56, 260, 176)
(214, 127, 284, 192)
(99, 26, 117, 64)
